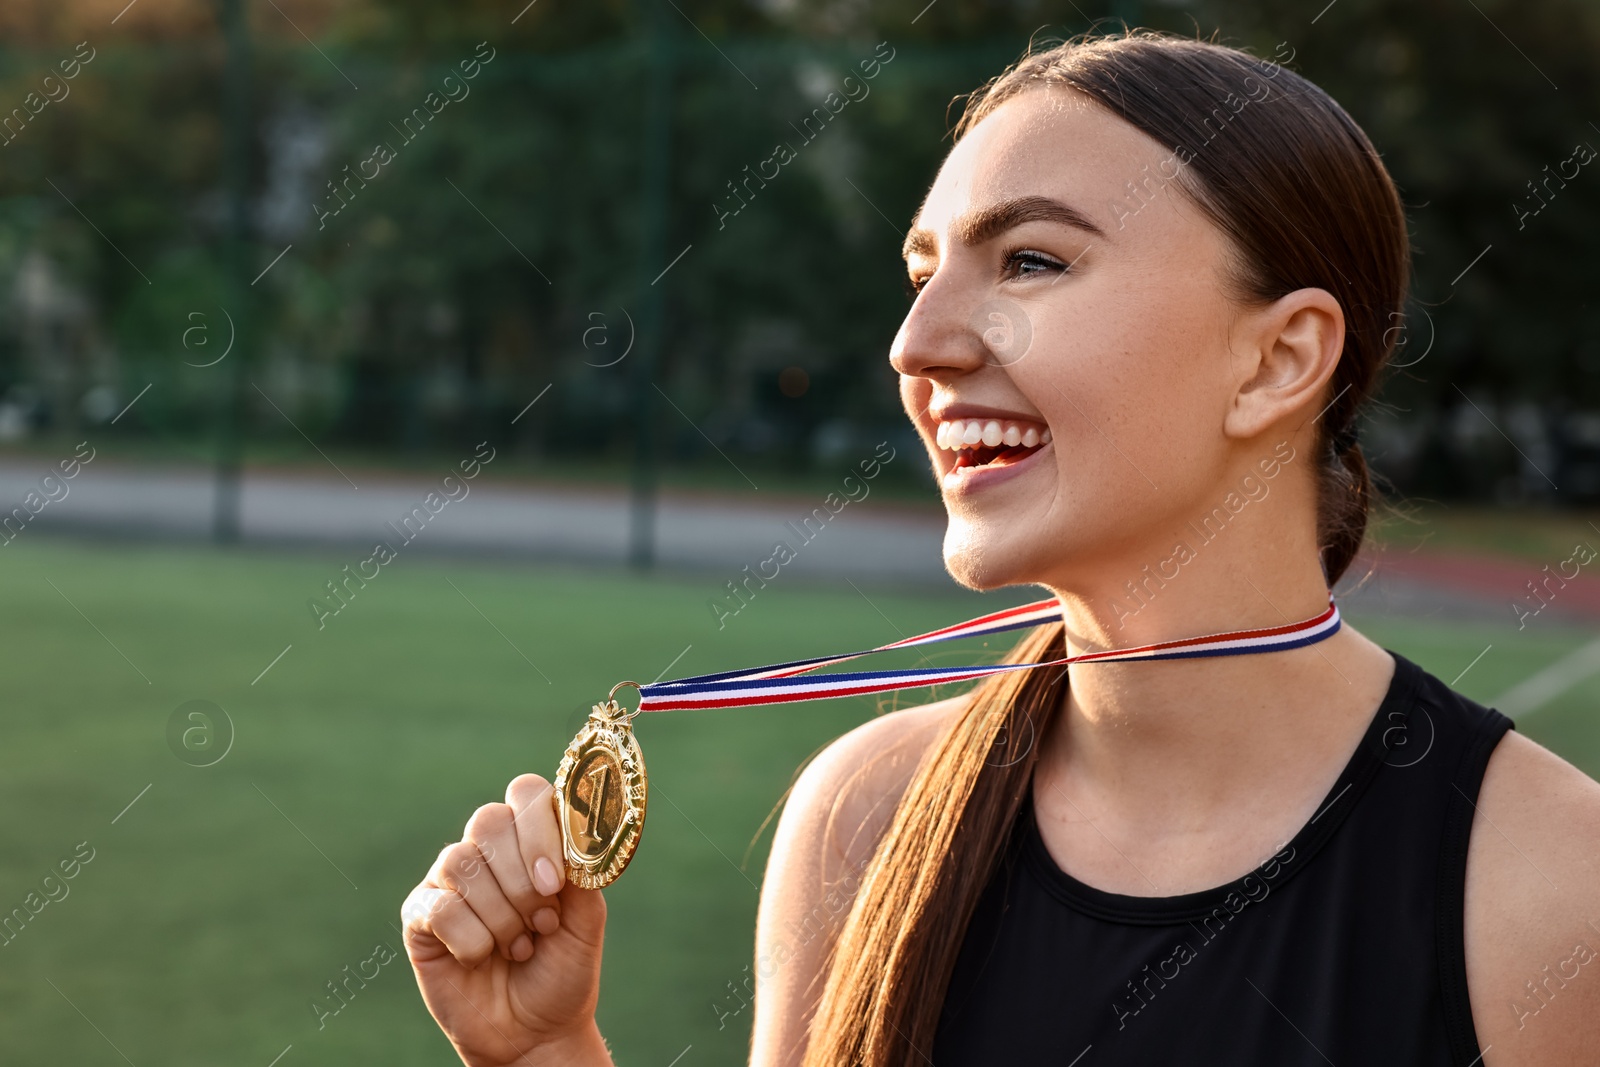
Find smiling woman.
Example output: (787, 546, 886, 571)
(784, 32, 1600, 1067)
(401, 30, 1600, 1067)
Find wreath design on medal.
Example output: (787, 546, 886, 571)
(553, 687, 648, 889)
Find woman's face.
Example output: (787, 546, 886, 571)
(894, 87, 1266, 593)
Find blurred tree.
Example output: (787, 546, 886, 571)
(0, 0, 1594, 504)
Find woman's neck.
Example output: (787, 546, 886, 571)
(1031, 551, 1395, 895)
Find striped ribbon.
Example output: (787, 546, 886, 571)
(638, 598, 1341, 713)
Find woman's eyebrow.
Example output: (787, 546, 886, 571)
(902, 195, 1106, 261)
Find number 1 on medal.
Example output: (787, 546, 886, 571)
(582, 764, 608, 841)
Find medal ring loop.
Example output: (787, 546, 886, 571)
(608, 680, 644, 722)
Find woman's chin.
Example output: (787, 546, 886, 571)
(942, 530, 1038, 592)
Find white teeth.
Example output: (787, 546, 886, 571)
(931, 417, 1050, 452)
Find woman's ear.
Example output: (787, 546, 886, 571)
(1224, 287, 1345, 441)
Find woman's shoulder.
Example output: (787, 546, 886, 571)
(1466, 728, 1600, 1063)
(782, 691, 969, 875)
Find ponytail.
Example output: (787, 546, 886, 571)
(1319, 434, 1373, 586)
(802, 623, 1066, 1066)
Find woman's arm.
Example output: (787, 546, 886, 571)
(750, 696, 968, 1067)
(1465, 732, 1600, 1064)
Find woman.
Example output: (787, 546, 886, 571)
(402, 32, 1600, 1066)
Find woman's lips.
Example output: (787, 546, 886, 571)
(940, 439, 1053, 494)
(931, 415, 1052, 491)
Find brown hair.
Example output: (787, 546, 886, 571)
(801, 31, 1409, 1066)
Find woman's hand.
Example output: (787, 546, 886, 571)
(403, 774, 613, 1067)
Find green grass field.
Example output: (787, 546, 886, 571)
(0, 540, 1595, 1066)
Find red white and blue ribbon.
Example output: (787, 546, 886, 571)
(638, 598, 1342, 713)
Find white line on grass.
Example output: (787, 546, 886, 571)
(1492, 634, 1600, 717)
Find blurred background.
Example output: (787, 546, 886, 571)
(0, 0, 1598, 1063)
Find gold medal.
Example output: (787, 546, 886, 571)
(553, 681, 648, 889)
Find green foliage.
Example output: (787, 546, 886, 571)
(0, 0, 1596, 488)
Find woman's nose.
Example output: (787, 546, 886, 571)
(889, 274, 992, 382)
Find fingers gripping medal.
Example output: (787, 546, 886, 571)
(553, 681, 648, 889)
(551, 599, 1343, 887)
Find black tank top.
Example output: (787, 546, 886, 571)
(934, 652, 1513, 1066)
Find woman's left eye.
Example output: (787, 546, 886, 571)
(1001, 248, 1068, 280)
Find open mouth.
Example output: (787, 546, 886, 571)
(935, 418, 1051, 473)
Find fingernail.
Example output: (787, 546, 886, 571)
(532, 906, 560, 936)
(533, 857, 562, 896)
(511, 933, 533, 961)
